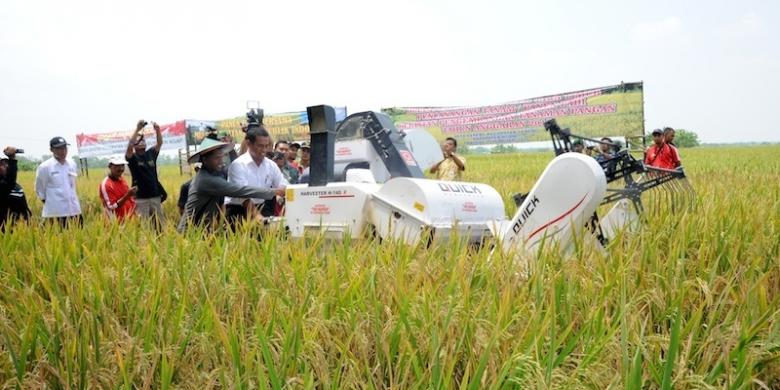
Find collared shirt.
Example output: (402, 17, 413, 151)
(435, 155, 466, 181)
(225, 153, 288, 206)
(35, 157, 82, 217)
(99, 175, 135, 221)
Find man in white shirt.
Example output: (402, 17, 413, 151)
(35, 137, 82, 227)
(225, 126, 288, 229)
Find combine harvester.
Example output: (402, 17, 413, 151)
(283, 106, 608, 257)
(280, 105, 693, 256)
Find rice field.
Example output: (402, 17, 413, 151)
(1, 145, 779, 389)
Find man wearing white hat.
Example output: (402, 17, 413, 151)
(99, 157, 137, 221)
(35, 136, 82, 226)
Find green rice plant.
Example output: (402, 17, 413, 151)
(0, 145, 778, 388)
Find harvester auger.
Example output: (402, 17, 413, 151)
(541, 118, 695, 241)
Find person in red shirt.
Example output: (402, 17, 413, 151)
(645, 129, 681, 170)
(99, 157, 138, 221)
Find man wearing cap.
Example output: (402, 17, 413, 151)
(1, 147, 31, 229)
(126, 119, 165, 222)
(99, 158, 137, 221)
(298, 141, 311, 174)
(178, 162, 200, 215)
(645, 129, 681, 170)
(225, 127, 288, 228)
(177, 142, 285, 233)
(34, 137, 82, 226)
(288, 142, 301, 172)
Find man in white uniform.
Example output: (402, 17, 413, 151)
(35, 137, 82, 226)
(225, 126, 287, 229)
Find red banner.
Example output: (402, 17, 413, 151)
(76, 121, 187, 158)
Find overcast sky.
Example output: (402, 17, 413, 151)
(1, 0, 778, 156)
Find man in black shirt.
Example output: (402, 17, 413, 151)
(126, 119, 165, 222)
(1, 147, 30, 230)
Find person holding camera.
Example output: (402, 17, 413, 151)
(126, 119, 165, 223)
(274, 140, 299, 184)
(99, 157, 138, 222)
(1, 147, 31, 229)
(35, 137, 83, 227)
(430, 137, 465, 181)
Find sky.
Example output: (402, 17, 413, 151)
(1, 0, 778, 157)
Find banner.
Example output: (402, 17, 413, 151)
(187, 107, 348, 146)
(382, 82, 644, 146)
(76, 121, 187, 158)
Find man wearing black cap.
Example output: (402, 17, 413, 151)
(177, 142, 285, 233)
(34, 137, 82, 226)
(126, 119, 165, 222)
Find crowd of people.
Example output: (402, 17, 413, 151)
(571, 127, 683, 171)
(1, 124, 683, 232)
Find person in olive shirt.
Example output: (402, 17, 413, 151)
(126, 119, 165, 222)
(177, 142, 285, 233)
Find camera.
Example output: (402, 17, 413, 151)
(15, 148, 24, 154)
(245, 108, 264, 132)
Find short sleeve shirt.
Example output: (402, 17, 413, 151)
(128, 148, 161, 199)
(436, 156, 465, 181)
(34, 157, 82, 217)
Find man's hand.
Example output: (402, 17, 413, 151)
(136, 120, 146, 131)
(3, 146, 17, 159)
(128, 186, 138, 196)
(274, 187, 286, 197)
(152, 122, 161, 132)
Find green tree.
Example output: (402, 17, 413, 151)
(674, 129, 700, 148)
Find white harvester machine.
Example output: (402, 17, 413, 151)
(283, 106, 609, 256)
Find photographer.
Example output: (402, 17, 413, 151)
(126, 119, 165, 223)
(1, 147, 31, 229)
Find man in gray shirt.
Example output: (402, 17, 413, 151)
(177, 142, 285, 233)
